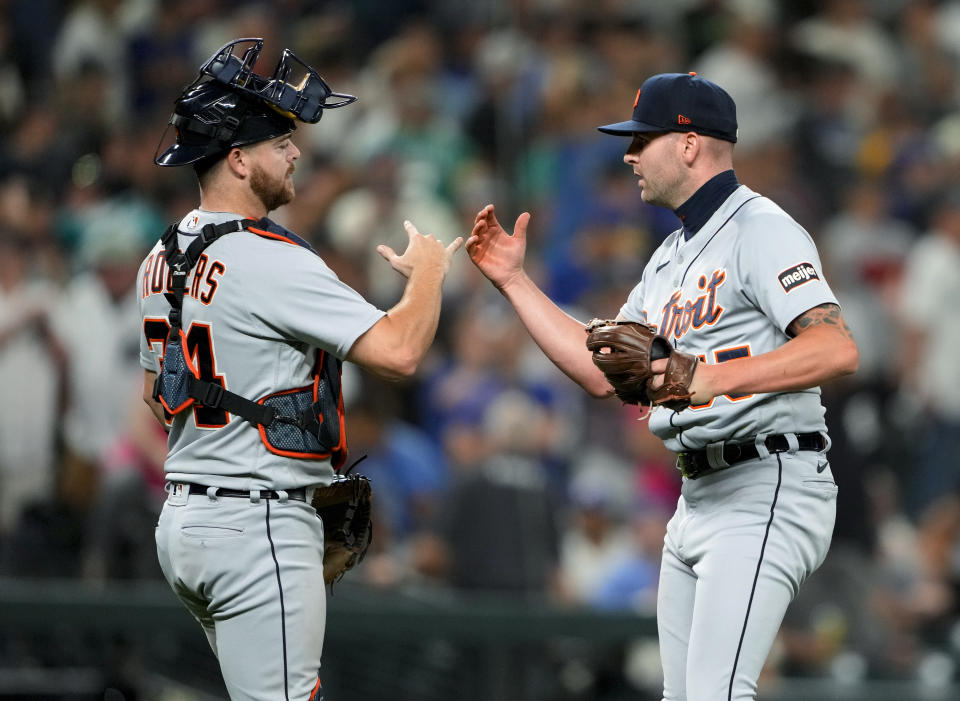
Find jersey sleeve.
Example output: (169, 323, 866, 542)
(138, 322, 160, 372)
(244, 242, 386, 358)
(136, 255, 161, 373)
(736, 213, 838, 333)
(618, 236, 674, 322)
(618, 276, 648, 322)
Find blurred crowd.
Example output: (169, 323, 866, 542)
(1, 0, 960, 696)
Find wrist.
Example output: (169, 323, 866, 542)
(495, 269, 527, 295)
(691, 360, 720, 404)
(409, 261, 446, 283)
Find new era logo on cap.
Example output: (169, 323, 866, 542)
(678, 114, 691, 125)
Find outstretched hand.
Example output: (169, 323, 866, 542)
(376, 220, 462, 279)
(465, 204, 530, 291)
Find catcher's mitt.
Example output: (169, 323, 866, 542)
(311, 474, 373, 586)
(585, 319, 699, 411)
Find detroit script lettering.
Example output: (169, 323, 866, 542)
(658, 269, 726, 339)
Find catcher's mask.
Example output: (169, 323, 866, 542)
(155, 37, 357, 167)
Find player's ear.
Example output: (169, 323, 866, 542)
(680, 132, 699, 164)
(225, 147, 248, 178)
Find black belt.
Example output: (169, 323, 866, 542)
(677, 432, 826, 480)
(187, 484, 308, 502)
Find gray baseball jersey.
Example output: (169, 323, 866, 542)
(618, 184, 840, 700)
(138, 208, 385, 488)
(619, 185, 838, 451)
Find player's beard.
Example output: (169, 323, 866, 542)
(250, 162, 295, 212)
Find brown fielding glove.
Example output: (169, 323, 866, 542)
(311, 474, 373, 585)
(585, 319, 699, 411)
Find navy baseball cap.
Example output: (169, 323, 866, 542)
(597, 72, 738, 143)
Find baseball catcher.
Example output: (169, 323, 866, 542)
(143, 37, 462, 700)
(585, 319, 699, 411)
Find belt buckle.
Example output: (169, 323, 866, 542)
(725, 442, 743, 463)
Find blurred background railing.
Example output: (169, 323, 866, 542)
(1, 578, 958, 701)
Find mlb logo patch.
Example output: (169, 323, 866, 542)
(778, 262, 819, 292)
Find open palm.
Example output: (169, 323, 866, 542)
(465, 204, 531, 290)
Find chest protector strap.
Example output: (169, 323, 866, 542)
(153, 218, 347, 469)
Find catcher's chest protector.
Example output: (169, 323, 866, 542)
(153, 218, 348, 470)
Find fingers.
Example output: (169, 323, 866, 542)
(466, 219, 486, 252)
(469, 218, 486, 238)
(403, 219, 420, 241)
(376, 244, 396, 262)
(648, 358, 669, 391)
(470, 207, 490, 248)
(513, 212, 531, 243)
(389, 220, 462, 261)
(402, 219, 441, 247)
(474, 204, 493, 224)
(471, 205, 531, 241)
(484, 204, 501, 232)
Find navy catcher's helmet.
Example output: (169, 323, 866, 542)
(156, 38, 357, 167)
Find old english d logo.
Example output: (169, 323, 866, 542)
(634, 88, 642, 107)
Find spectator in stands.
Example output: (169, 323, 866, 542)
(422, 389, 561, 594)
(558, 454, 636, 606)
(897, 192, 960, 519)
(0, 228, 64, 539)
(49, 208, 148, 514)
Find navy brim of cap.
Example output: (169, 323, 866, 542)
(597, 119, 664, 135)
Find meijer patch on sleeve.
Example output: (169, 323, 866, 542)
(778, 262, 819, 292)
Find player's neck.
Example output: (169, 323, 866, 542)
(672, 165, 735, 211)
(199, 184, 269, 220)
(675, 169, 740, 235)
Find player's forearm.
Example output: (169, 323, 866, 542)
(500, 272, 614, 398)
(392, 264, 446, 361)
(702, 325, 858, 398)
(355, 265, 446, 380)
(142, 371, 170, 430)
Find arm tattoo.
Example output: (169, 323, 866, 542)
(788, 303, 854, 339)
